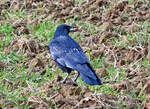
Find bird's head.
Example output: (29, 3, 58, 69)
(54, 24, 79, 37)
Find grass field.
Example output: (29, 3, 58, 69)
(0, 0, 150, 108)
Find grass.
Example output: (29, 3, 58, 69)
(0, 0, 149, 108)
(30, 20, 58, 41)
(0, 19, 146, 108)
(0, 24, 14, 50)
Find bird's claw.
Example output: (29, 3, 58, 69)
(57, 80, 78, 86)
(57, 80, 66, 84)
(72, 81, 78, 86)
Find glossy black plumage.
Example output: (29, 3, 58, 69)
(49, 24, 102, 85)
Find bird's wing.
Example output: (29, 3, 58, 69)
(64, 47, 90, 68)
(49, 38, 90, 68)
(64, 49, 100, 80)
(49, 41, 66, 66)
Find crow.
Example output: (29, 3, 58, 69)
(49, 24, 102, 85)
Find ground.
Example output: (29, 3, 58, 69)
(0, 0, 150, 109)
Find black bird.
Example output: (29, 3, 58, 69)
(49, 24, 102, 85)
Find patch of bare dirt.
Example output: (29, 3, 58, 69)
(0, 61, 6, 70)
(1, 0, 150, 25)
(26, 80, 121, 108)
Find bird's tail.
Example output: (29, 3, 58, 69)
(76, 63, 102, 85)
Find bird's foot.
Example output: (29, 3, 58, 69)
(72, 81, 78, 86)
(57, 79, 78, 86)
(65, 80, 78, 86)
(57, 80, 66, 84)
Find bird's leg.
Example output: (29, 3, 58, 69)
(74, 72, 80, 82)
(70, 72, 80, 86)
(60, 73, 69, 84)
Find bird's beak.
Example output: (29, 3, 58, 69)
(70, 26, 80, 32)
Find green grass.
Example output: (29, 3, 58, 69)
(30, 20, 59, 41)
(0, 1, 148, 108)
(0, 20, 146, 108)
(0, 24, 14, 50)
